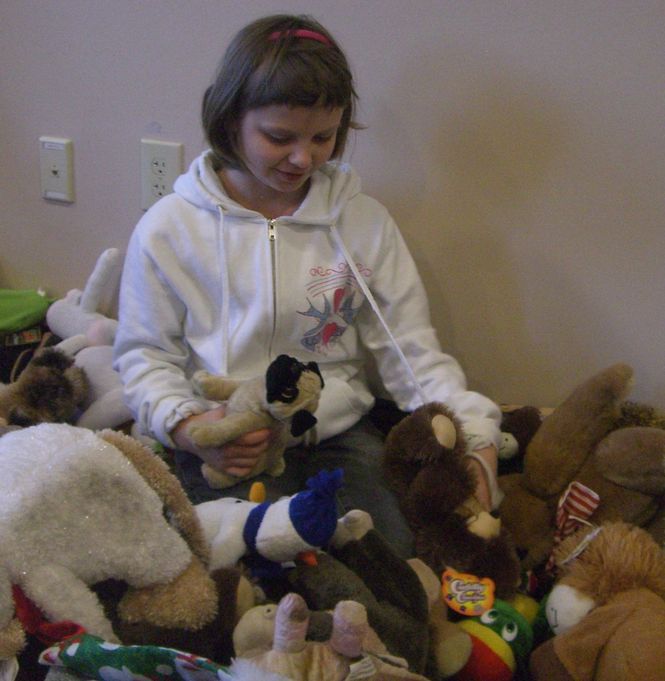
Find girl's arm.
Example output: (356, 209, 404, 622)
(355, 212, 502, 506)
(171, 407, 273, 476)
(113, 229, 206, 445)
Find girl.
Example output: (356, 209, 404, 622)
(113, 14, 502, 558)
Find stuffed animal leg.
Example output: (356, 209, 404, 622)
(45, 248, 121, 341)
(20, 564, 117, 642)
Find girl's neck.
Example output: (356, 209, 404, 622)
(218, 167, 307, 219)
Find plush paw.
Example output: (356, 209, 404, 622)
(191, 370, 214, 396)
(273, 593, 309, 653)
(331, 509, 374, 548)
(201, 462, 239, 490)
(330, 600, 368, 658)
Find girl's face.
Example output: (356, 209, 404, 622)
(230, 104, 344, 208)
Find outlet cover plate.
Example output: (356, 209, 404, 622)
(39, 136, 75, 202)
(140, 138, 184, 210)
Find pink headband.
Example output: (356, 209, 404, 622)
(268, 28, 332, 46)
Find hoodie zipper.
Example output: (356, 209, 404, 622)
(268, 219, 277, 357)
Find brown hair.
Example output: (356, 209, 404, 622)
(202, 14, 358, 169)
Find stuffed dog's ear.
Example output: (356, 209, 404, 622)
(266, 354, 299, 403)
(291, 410, 317, 437)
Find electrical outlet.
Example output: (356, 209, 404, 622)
(140, 139, 184, 210)
(39, 136, 75, 202)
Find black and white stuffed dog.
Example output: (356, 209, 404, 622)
(188, 354, 324, 489)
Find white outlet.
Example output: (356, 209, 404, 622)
(140, 139, 184, 210)
(39, 136, 75, 202)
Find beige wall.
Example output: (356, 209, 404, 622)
(2, 1, 664, 409)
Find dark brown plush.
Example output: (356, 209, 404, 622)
(382, 402, 521, 600)
(499, 405, 544, 473)
(94, 566, 252, 665)
(0, 347, 88, 426)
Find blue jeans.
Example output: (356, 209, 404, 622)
(173, 416, 414, 558)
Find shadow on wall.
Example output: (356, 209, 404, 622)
(354, 45, 578, 401)
(429, 79, 568, 393)
(353, 40, 572, 398)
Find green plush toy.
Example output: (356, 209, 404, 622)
(453, 594, 537, 681)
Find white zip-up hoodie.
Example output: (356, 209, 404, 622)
(113, 151, 501, 452)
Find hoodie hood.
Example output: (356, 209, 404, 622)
(173, 150, 362, 225)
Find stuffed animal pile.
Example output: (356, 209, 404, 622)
(0, 423, 255, 675)
(6, 251, 665, 681)
(498, 363, 665, 577)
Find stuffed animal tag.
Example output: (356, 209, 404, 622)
(557, 525, 603, 567)
(442, 567, 495, 616)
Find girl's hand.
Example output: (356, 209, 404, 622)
(171, 406, 274, 477)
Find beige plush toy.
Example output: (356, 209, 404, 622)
(233, 592, 430, 681)
(189, 354, 324, 488)
(0, 423, 226, 661)
(530, 521, 665, 681)
(499, 363, 665, 571)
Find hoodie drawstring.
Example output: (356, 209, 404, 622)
(329, 224, 428, 406)
(216, 206, 230, 376)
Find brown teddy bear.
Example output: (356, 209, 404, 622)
(382, 402, 522, 600)
(498, 363, 665, 573)
(529, 521, 665, 681)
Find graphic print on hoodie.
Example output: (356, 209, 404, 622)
(299, 262, 370, 353)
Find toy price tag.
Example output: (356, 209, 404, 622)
(442, 567, 495, 616)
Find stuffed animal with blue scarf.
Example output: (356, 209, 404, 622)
(194, 468, 344, 581)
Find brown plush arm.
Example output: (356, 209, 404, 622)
(191, 371, 242, 401)
(529, 639, 575, 681)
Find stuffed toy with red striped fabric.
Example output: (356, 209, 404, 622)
(498, 363, 665, 576)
